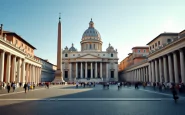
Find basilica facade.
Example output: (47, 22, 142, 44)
(62, 19, 118, 82)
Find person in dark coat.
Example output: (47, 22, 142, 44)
(172, 85, 179, 103)
(23, 83, 28, 93)
(7, 83, 11, 93)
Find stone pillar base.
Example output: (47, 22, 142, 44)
(53, 70, 64, 83)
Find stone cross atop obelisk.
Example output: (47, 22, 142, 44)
(53, 13, 64, 83)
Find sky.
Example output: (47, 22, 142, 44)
(1, 0, 185, 64)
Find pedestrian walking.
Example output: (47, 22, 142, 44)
(27, 83, 30, 91)
(23, 83, 28, 93)
(7, 83, 11, 93)
(171, 85, 179, 103)
(33, 83, 36, 90)
(117, 82, 120, 90)
(153, 82, 156, 90)
(76, 82, 79, 88)
(12, 82, 16, 92)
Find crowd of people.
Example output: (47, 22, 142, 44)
(75, 82, 96, 88)
(0, 81, 53, 93)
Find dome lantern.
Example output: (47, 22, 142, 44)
(89, 18, 94, 28)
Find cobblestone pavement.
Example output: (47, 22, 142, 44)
(0, 85, 184, 115)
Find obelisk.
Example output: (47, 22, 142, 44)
(53, 14, 64, 83)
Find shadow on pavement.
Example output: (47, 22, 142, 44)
(0, 85, 185, 115)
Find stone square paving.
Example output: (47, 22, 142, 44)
(0, 84, 185, 115)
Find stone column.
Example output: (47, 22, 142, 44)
(38, 67, 41, 83)
(21, 59, 25, 84)
(151, 61, 155, 82)
(180, 49, 185, 83)
(143, 68, 145, 82)
(29, 64, 32, 82)
(69, 63, 72, 81)
(140, 68, 142, 82)
(100, 62, 102, 78)
(139, 69, 141, 81)
(85, 62, 87, 78)
(26, 63, 29, 82)
(33, 66, 35, 83)
(76, 62, 78, 78)
(148, 62, 152, 82)
(0, 50, 5, 82)
(91, 62, 93, 78)
(95, 62, 97, 78)
(159, 58, 163, 83)
(173, 52, 179, 83)
(81, 62, 83, 78)
(163, 56, 168, 82)
(17, 58, 21, 83)
(168, 54, 173, 82)
(35, 66, 37, 84)
(11, 56, 16, 82)
(154, 59, 159, 82)
(146, 66, 148, 82)
(134, 70, 136, 82)
(106, 63, 109, 81)
(6, 53, 11, 83)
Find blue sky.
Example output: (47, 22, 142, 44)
(1, 0, 185, 64)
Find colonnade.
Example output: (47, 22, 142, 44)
(123, 48, 185, 84)
(0, 50, 42, 84)
(71, 62, 107, 79)
(149, 49, 185, 84)
(63, 62, 118, 81)
(124, 66, 149, 82)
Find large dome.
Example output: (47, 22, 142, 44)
(81, 19, 101, 41)
(80, 19, 103, 52)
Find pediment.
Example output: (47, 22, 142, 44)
(77, 54, 100, 59)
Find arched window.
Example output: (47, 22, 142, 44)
(65, 54, 68, 57)
(86, 44, 88, 49)
(111, 54, 113, 57)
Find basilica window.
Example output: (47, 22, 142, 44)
(103, 54, 105, 56)
(90, 44, 92, 49)
(65, 54, 68, 57)
(94, 44, 95, 49)
(73, 54, 75, 56)
(138, 49, 140, 53)
(111, 54, 113, 57)
(86, 44, 88, 49)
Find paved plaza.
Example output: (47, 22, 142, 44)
(0, 85, 185, 115)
